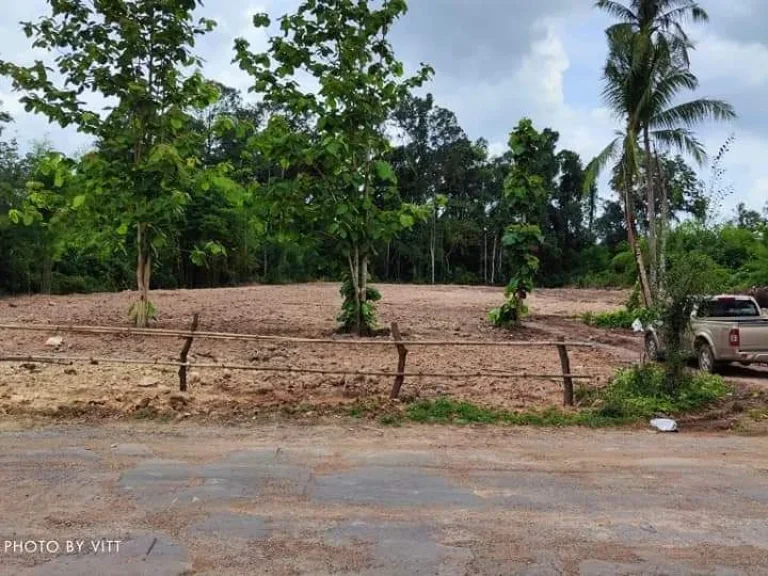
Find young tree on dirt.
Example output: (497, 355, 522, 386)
(234, 0, 433, 336)
(489, 119, 546, 327)
(0, 0, 221, 326)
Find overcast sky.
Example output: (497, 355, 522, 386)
(1, 0, 766, 215)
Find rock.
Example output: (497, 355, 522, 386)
(222, 369, 232, 380)
(45, 336, 63, 348)
(255, 383, 274, 395)
(135, 397, 151, 410)
(64, 368, 77, 376)
(138, 376, 159, 388)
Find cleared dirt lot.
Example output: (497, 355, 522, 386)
(1, 422, 768, 575)
(1, 284, 638, 418)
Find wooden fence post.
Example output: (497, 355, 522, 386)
(389, 322, 408, 399)
(178, 313, 199, 392)
(557, 336, 574, 407)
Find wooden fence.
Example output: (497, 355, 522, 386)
(0, 319, 603, 406)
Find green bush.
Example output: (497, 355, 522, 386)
(336, 270, 382, 334)
(488, 300, 529, 327)
(581, 307, 655, 329)
(589, 364, 728, 419)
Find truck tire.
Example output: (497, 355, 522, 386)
(697, 343, 716, 373)
(645, 334, 661, 362)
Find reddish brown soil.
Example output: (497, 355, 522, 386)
(0, 284, 637, 418)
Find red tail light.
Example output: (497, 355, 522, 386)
(729, 328, 740, 347)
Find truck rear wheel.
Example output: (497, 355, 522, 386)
(697, 343, 716, 373)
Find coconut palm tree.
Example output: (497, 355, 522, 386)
(588, 2, 734, 305)
(596, 0, 708, 65)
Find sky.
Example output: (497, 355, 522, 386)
(1, 0, 766, 216)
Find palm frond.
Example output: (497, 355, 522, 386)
(595, 0, 637, 23)
(584, 136, 621, 192)
(652, 128, 706, 164)
(651, 98, 736, 130)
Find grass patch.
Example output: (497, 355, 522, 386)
(399, 398, 624, 427)
(581, 307, 654, 329)
(583, 363, 728, 419)
(373, 364, 730, 428)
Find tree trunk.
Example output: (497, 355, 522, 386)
(347, 248, 361, 335)
(134, 224, 153, 328)
(497, 242, 503, 281)
(622, 175, 652, 308)
(483, 230, 488, 284)
(359, 252, 368, 336)
(385, 240, 390, 281)
(490, 234, 497, 285)
(657, 153, 670, 296)
(643, 127, 657, 300)
(429, 206, 436, 285)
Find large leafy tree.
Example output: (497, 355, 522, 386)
(0, 0, 221, 326)
(234, 0, 432, 335)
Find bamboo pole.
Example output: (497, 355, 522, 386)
(0, 355, 594, 381)
(0, 323, 602, 349)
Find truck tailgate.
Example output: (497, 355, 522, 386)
(736, 320, 768, 352)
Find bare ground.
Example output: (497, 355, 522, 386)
(0, 284, 638, 419)
(1, 422, 768, 575)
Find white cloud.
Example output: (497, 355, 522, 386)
(692, 32, 768, 88)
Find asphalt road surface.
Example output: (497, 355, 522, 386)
(1, 421, 767, 575)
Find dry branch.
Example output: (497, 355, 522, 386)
(0, 355, 594, 381)
(178, 313, 199, 391)
(389, 321, 408, 398)
(0, 323, 602, 348)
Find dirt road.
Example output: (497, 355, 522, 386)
(1, 421, 767, 575)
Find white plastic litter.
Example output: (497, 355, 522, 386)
(650, 418, 678, 432)
(631, 318, 644, 332)
(45, 336, 63, 348)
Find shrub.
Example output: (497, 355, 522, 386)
(488, 300, 529, 327)
(589, 364, 728, 419)
(336, 270, 382, 335)
(581, 307, 655, 329)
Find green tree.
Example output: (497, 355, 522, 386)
(589, 1, 734, 306)
(0, 0, 220, 326)
(489, 119, 546, 327)
(235, 0, 432, 335)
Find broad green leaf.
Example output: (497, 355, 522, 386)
(399, 213, 414, 228)
(72, 195, 86, 208)
(374, 161, 395, 182)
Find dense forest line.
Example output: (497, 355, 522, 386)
(0, 0, 761, 333)
(2, 85, 753, 295)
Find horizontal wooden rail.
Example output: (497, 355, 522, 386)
(0, 323, 601, 349)
(0, 355, 594, 381)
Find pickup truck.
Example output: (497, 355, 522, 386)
(644, 294, 768, 373)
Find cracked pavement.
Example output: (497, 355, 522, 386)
(1, 422, 767, 575)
